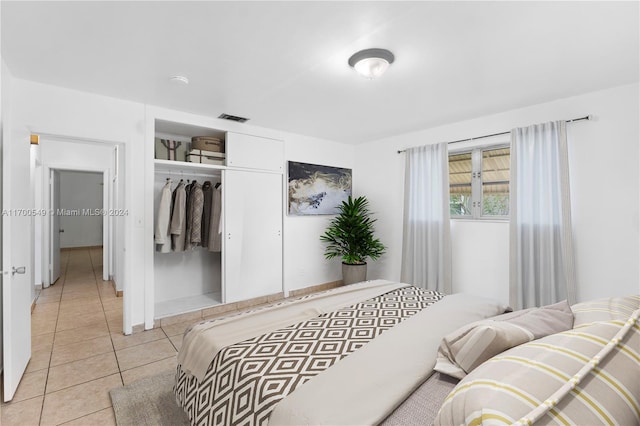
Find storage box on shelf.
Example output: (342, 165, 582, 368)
(187, 149, 226, 165)
(191, 136, 225, 153)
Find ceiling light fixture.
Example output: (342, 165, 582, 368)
(348, 48, 395, 79)
(169, 75, 189, 85)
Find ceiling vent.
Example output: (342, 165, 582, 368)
(218, 113, 249, 123)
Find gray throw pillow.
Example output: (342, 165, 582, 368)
(434, 300, 573, 379)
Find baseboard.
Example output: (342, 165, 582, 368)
(61, 245, 104, 251)
(112, 281, 123, 297)
(288, 280, 343, 298)
(31, 298, 37, 313)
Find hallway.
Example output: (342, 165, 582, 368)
(1, 247, 180, 425)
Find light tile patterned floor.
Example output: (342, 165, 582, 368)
(1, 247, 184, 425)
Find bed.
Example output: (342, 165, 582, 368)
(173, 280, 639, 425)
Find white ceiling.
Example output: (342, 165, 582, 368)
(2, 1, 638, 144)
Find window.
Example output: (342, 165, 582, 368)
(449, 145, 510, 219)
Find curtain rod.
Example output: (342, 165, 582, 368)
(396, 115, 592, 154)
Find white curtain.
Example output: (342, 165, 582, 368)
(401, 142, 452, 293)
(510, 121, 576, 309)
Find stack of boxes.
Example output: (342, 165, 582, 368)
(154, 136, 226, 165)
(187, 136, 225, 165)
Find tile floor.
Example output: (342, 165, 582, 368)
(1, 247, 190, 425)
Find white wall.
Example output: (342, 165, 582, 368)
(11, 79, 143, 330)
(283, 134, 356, 291)
(357, 83, 639, 304)
(11, 80, 357, 330)
(58, 171, 103, 248)
(0, 57, 5, 374)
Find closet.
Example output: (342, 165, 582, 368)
(148, 116, 283, 321)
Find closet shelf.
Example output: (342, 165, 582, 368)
(155, 159, 226, 174)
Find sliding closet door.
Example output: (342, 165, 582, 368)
(224, 169, 283, 303)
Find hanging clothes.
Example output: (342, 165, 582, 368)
(208, 183, 222, 252)
(184, 181, 194, 250)
(170, 181, 187, 252)
(155, 179, 173, 253)
(201, 181, 213, 249)
(189, 181, 204, 246)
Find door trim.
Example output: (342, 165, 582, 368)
(43, 165, 111, 283)
(32, 130, 129, 334)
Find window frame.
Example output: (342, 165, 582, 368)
(449, 142, 510, 221)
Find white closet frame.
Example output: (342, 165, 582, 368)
(142, 107, 284, 330)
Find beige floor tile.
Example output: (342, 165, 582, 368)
(32, 302, 60, 316)
(104, 309, 122, 321)
(32, 332, 55, 353)
(121, 356, 177, 385)
(61, 287, 99, 299)
(168, 333, 183, 351)
(40, 374, 122, 426)
(59, 295, 103, 309)
(99, 293, 119, 303)
(161, 320, 196, 337)
(58, 301, 105, 317)
(66, 257, 91, 264)
(105, 317, 124, 334)
(50, 335, 113, 366)
(159, 310, 202, 327)
(63, 277, 96, 286)
(98, 286, 118, 300)
(12, 370, 47, 402)
(202, 301, 238, 318)
(110, 327, 166, 351)
(25, 348, 52, 373)
(65, 267, 94, 273)
(63, 407, 116, 426)
(101, 298, 123, 313)
(46, 352, 119, 393)
(31, 310, 60, 324)
(39, 286, 63, 296)
(107, 315, 123, 330)
(63, 277, 95, 285)
(56, 315, 107, 333)
(35, 294, 63, 304)
(54, 322, 110, 347)
(1, 396, 43, 426)
(116, 339, 177, 371)
(65, 257, 92, 265)
(59, 285, 99, 295)
(32, 317, 57, 336)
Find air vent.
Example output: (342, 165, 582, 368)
(218, 113, 249, 123)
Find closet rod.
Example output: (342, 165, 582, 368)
(396, 115, 592, 154)
(156, 169, 221, 179)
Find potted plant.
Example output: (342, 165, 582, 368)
(320, 195, 386, 285)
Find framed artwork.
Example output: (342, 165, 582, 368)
(288, 161, 352, 215)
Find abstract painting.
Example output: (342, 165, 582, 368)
(288, 161, 352, 215)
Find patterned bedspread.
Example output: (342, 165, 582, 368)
(174, 285, 444, 426)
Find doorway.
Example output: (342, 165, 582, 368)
(34, 136, 122, 295)
(49, 170, 108, 285)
